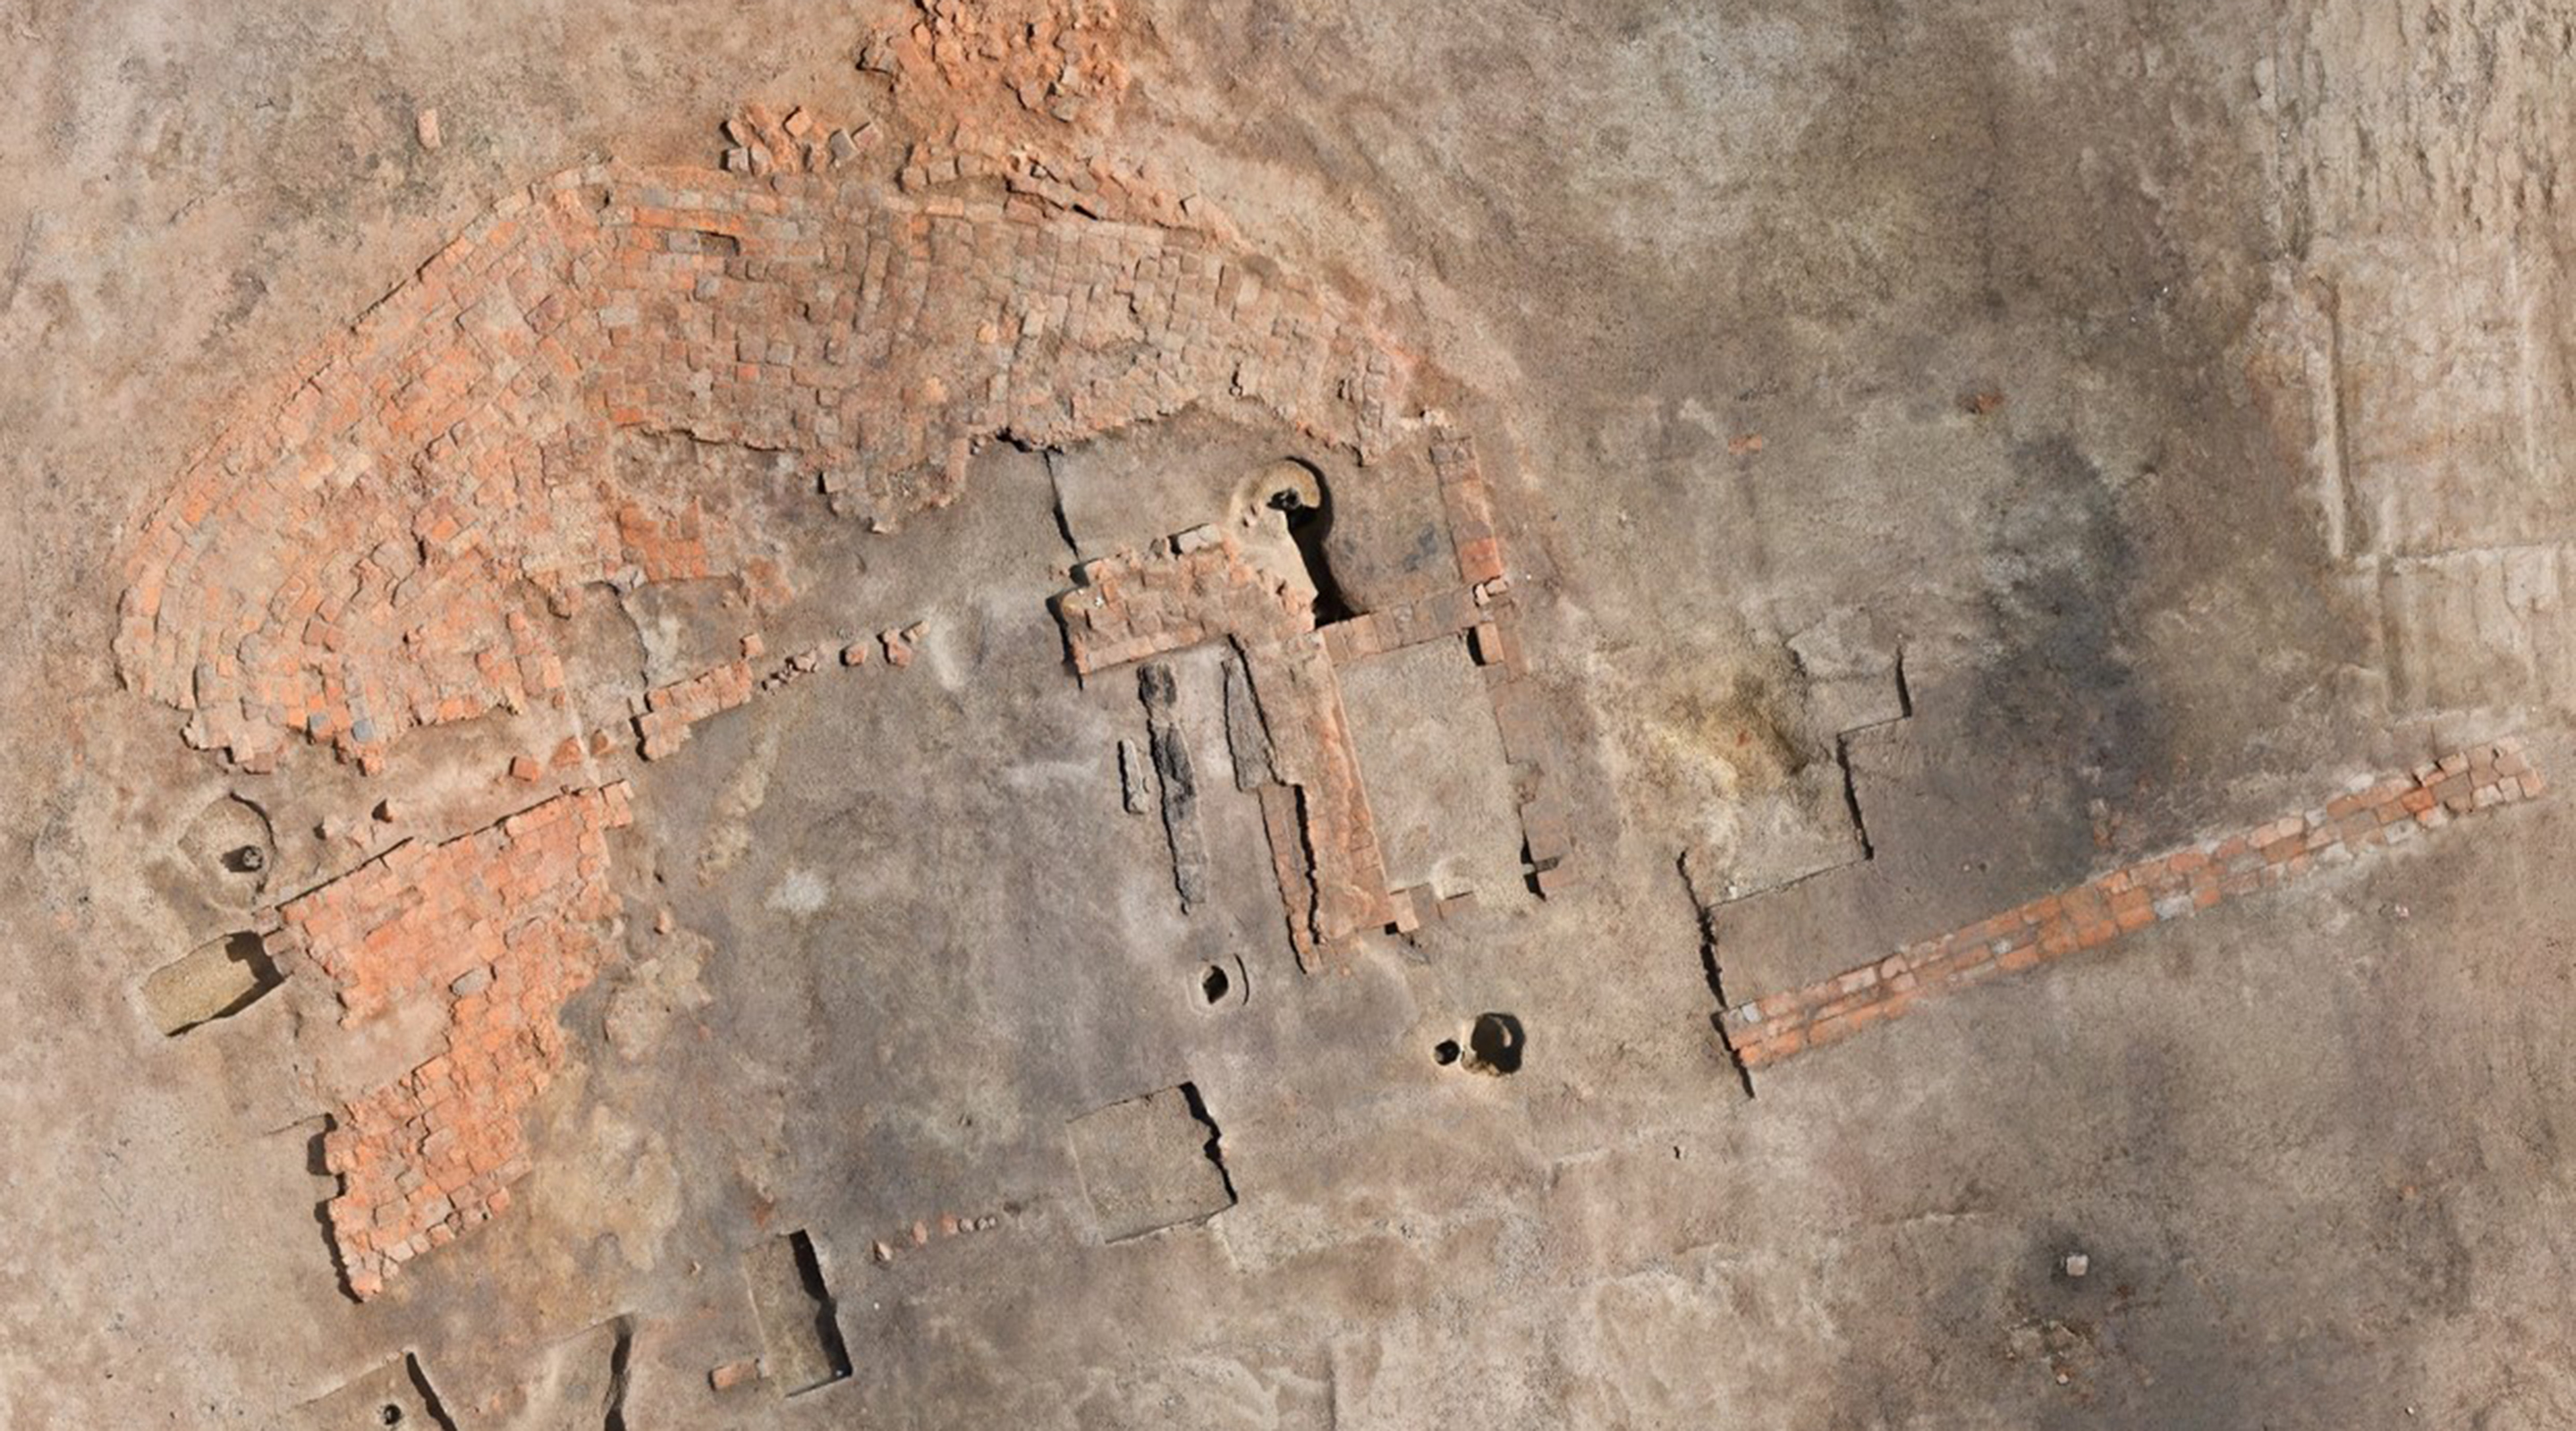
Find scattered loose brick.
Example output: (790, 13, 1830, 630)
(1717, 741, 2546, 1072)
(279, 783, 634, 1298)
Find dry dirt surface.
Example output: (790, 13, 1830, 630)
(8, 1, 2576, 1427)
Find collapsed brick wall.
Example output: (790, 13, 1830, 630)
(862, 0, 1132, 134)
(1719, 741, 2546, 1071)
(115, 158, 1411, 771)
(277, 783, 633, 1298)
(103, 0, 1511, 1315)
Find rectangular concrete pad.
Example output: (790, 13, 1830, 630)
(743, 1231, 851, 1397)
(1068, 1083, 1236, 1242)
(1338, 637, 1524, 899)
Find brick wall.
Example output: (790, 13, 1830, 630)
(278, 783, 633, 1298)
(1428, 434, 1577, 900)
(115, 156, 1412, 772)
(1053, 526, 1309, 673)
(1719, 740, 2546, 1071)
(1242, 633, 1394, 962)
(635, 656, 758, 760)
(1046, 423, 1568, 965)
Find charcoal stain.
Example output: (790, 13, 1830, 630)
(1969, 434, 2164, 872)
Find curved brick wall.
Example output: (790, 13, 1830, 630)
(114, 163, 1411, 771)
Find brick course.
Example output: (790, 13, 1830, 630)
(1718, 741, 2545, 1071)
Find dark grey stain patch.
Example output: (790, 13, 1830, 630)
(1971, 434, 2165, 871)
(1222, 642, 1277, 791)
(1138, 660, 1210, 912)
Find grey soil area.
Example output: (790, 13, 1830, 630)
(7, 1, 2576, 1427)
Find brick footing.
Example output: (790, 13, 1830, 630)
(1720, 740, 2546, 1072)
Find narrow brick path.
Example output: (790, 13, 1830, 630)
(1720, 740, 2546, 1071)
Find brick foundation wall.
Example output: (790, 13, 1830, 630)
(1241, 632, 1393, 961)
(1047, 425, 1566, 965)
(1050, 524, 1395, 961)
(1719, 740, 2546, 1072)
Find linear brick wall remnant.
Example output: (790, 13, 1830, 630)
(1318, 584, 1483, 665)
(1720, 740, 2546, 1071)
(278, 783, 633, 1298)
(1244, 632, 1394, 961)
(1427, 433, 1578, 897)
(636, 657, 758, 759)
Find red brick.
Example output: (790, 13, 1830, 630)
(1713, 739, 2539, 1073)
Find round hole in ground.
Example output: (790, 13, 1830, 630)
(1199, 963, 1231, 1005)
(179, 794, 273, 909)
(380, 1405, 403, 1427)
(1432, 1038, 1461, 1066)
(1258, 459, 1353, 624)
(1465, 1012, 1524, 1076)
